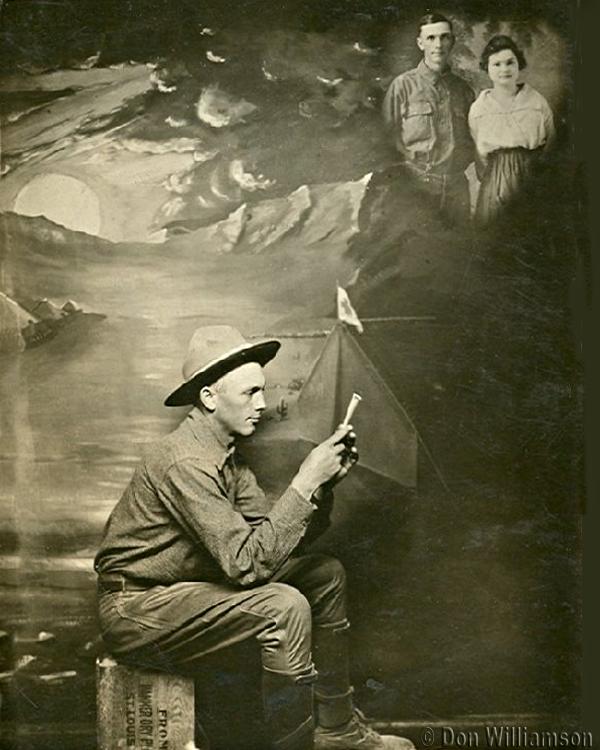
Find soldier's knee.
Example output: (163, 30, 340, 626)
(312, 555, 347, 593)
(267, 583, 312, 630)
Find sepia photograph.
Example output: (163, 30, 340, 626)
(0, 1, 590, 748)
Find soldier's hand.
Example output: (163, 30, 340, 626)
(331, 425, 358, 485)
(292, 424, 353, 499)
(337, 443, 359, 480)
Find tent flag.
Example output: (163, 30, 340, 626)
(297, 324, 417, 488)
(336, 286, 364, 334)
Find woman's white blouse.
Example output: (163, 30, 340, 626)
(468, 83, 555, 156)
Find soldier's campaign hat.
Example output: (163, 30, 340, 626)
(164, 325, 280, 407)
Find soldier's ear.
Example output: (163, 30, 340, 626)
(199, 385, 217, 412)
(416, 35, 424, 52)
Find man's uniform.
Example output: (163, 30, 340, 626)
(95, 407, 342, 668)
(383, 60, 475, 224)
(95, 324, 413, 750)
(96, 404, 411, 750)
(95, 406, 349, 742)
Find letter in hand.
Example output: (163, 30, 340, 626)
(292, 424, 355, 500)
(337, 392, 360, 474)
(335, 424, 358, 481)
(341, 393, 362, 427)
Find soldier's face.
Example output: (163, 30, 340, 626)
(212, 362, 267, 437)
(417, 22, 454, 71)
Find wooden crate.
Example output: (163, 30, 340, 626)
(97, 656, 197, 750)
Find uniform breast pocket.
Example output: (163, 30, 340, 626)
(402, 101, 434, 149)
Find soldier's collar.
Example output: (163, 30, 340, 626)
(186, 407, 235, 470)
(418, 59, 452, 83)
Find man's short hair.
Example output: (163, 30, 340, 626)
(197, 374, 227, 406)
(417, 12, 453, 35)
(479, 34, 527, 72)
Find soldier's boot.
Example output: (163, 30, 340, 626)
(262, 666, 316, 750)
(312, 621, 415, 750)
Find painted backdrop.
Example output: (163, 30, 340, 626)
(0, 1, 583, 747)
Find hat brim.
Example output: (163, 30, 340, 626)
(164, 339, 280, 407)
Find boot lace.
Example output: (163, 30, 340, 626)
(346, 707, 383, 744)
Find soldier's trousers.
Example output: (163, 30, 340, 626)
(98, 553, 347, 682)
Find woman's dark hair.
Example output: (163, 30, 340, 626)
(417, 12, 453, 35)
(480, 35, 527, 72)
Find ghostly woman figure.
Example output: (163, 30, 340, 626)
(468, 35, 555, 224)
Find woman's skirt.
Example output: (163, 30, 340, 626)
(475, 147, 539, 224)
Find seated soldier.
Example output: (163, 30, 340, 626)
(95, 325, 414, 750)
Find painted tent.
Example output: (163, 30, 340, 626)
(297, 323, 417, 488)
